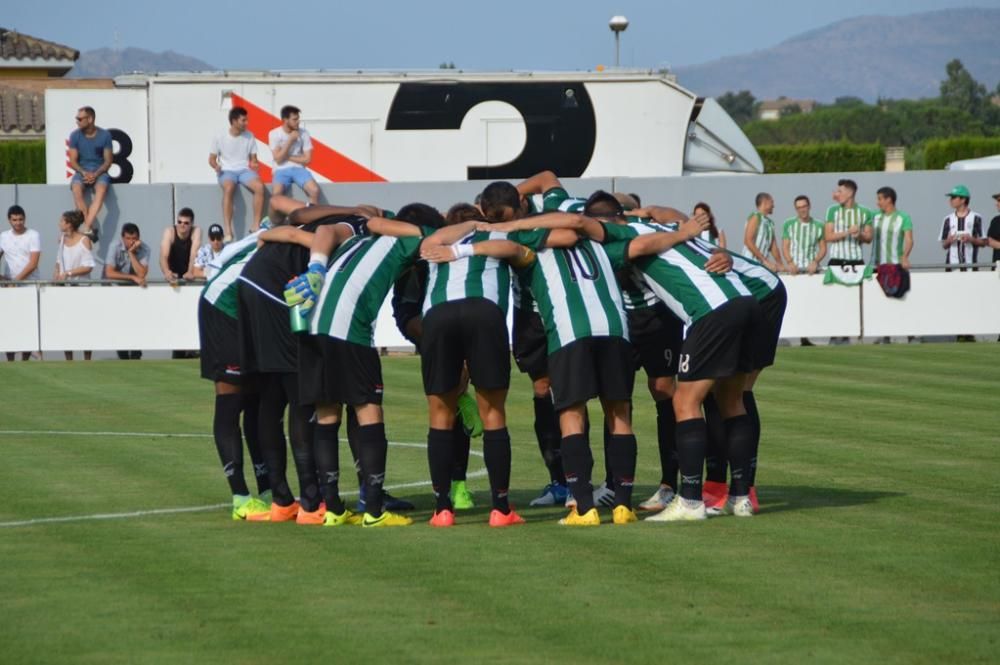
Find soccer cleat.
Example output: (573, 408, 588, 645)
(723, 495, 754, 517)
(703, 480, 728, 516)
(749, 486, 760, 513)
(456, 392, 484, 438)
(644, 497, 707, 522)
(612, 505, 638, 525)
(232, 495, 270, 521)
(450, 480, 475, 510)
(558, 507, 601, 526)
(356, 487, 416, 513)
(593, 482, 616, 508)
(247, 501, 300, 522)
(489, 509, 525, 528)
(323, 509, 362, 527)
(637, 486, 676, 512)
(296, 505, 327, 525)
(362, 511, 413, 528)
(429, 509, 456, 527)
(529, 482, 569, 507)
(257, 490, 272, 505)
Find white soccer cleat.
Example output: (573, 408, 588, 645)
(644, 496, 707, 522)
(592, 482, 616, 508)
(722, 495, 754, 517)
(637, 486, 675, 512)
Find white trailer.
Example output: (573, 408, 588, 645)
(46, 70, 762, 185)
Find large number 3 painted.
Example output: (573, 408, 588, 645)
(559, 245, 601, 283)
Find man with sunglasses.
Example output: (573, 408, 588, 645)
(67, 106, 113, 242)
(159, 207, 201, 282)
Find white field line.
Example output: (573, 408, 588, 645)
(0, 430, 484, 528)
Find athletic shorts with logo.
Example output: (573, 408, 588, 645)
(547, 336, 634, 411)
(752, 282, 787, 370)
(420, 297, 511, 395)
(512, 306, 548, 380)
(677, 296, 761, 382)
(627, 302, 684, 379)
(298, 335, 384, 406)
(198, 299, 242, 384)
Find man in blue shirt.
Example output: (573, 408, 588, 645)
(67, 106, 113, 242)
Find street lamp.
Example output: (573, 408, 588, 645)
(609, 15, 629, 67)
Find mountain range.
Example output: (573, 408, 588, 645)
(68, 47, 213, 78)
(673, 8, 1000, 102)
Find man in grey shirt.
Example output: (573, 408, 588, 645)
(104, 223, 150, 286)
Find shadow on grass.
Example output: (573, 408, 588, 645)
(755, 484, 903, 514)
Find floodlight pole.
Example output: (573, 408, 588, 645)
(609, 15, 629, 67)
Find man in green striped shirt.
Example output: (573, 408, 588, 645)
(825, 179, 873, 266)
(781, 195, 827, 274)
(872, 187, 913, 268)
(743, 193, 782, 272)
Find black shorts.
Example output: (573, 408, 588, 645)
(298, 335, 383, 407)
(678, 297, 760, 382)
(828, 258, 864, 268)
(198, 299, 243, 384)
(548, 336, 634, 412)
(420, 298, 511, 395)
(237, 281, 298, 374)
(752, 282, 787, 370)
(627, 302, 684, 379)
(512, 307, 548, 380)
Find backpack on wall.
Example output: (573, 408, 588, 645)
(875, 263, 910, 298)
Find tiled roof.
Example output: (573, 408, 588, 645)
(0, 28, 78, 62)
(0, 85, 44, 133)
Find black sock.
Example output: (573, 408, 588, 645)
(743, 391, 761, 487)
(703, 393, 728, 483)
(427, 428, 454, 511)
(288, 403, 320, 512)
(313, 421, 345, 514)
(608, 434, 637, 508)
(655, 399, 678, 489)
(533, 396, 563, 483)
(241, 392, 269, 494)
(357, 423, 388, 517)
(725, 414, 754, 497)
(483, 428, 512, 513)
(451, 417, 470, 482)
(257, 375, 294, 506)
(602, 419, 614, 488)
(213, 393, 249, 496)
(561, 433, 594, 513)
(676, 418, 707, 501)
(346, 407, 363, 488)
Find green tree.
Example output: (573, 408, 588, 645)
(939, 59, 987, 119)
(716, 90, 757, 126)
(438, 61, 456, 69)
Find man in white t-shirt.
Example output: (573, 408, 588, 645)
(268, 105, 319, 205)
(208, 106, 264, 242)
(1, 205, 41, 360)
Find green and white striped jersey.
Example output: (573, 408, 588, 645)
(201, 240, 259, 319)
(781, 217, 825, 270)
(311, 228, 432, 347)
(742, 211, 776, 260)
(825, 203, 873, 262)
(527, 187, 587, 214)
(871, 210, 912, 265)
(423, 229, 548, 315)
(518, 238, 628, 354)
(602, 221, 753, 328)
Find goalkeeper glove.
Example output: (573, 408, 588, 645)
(284, 261, 327, 314)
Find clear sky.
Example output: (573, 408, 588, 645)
(6, 0, 997, 71)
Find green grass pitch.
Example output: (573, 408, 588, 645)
(0, 344, 997, 664)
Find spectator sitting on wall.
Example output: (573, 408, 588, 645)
(193, 224, 226, 280)
(104, 222, 150, 286)
(268, 105, 319, 206)
(209, 106, 264, 242)
(940, 185, 986, 272)
(160, 207, 201, 283)
(67, 106, 113, 243)
(54, 210, 95, 361)
(1, 205, 41, 361)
